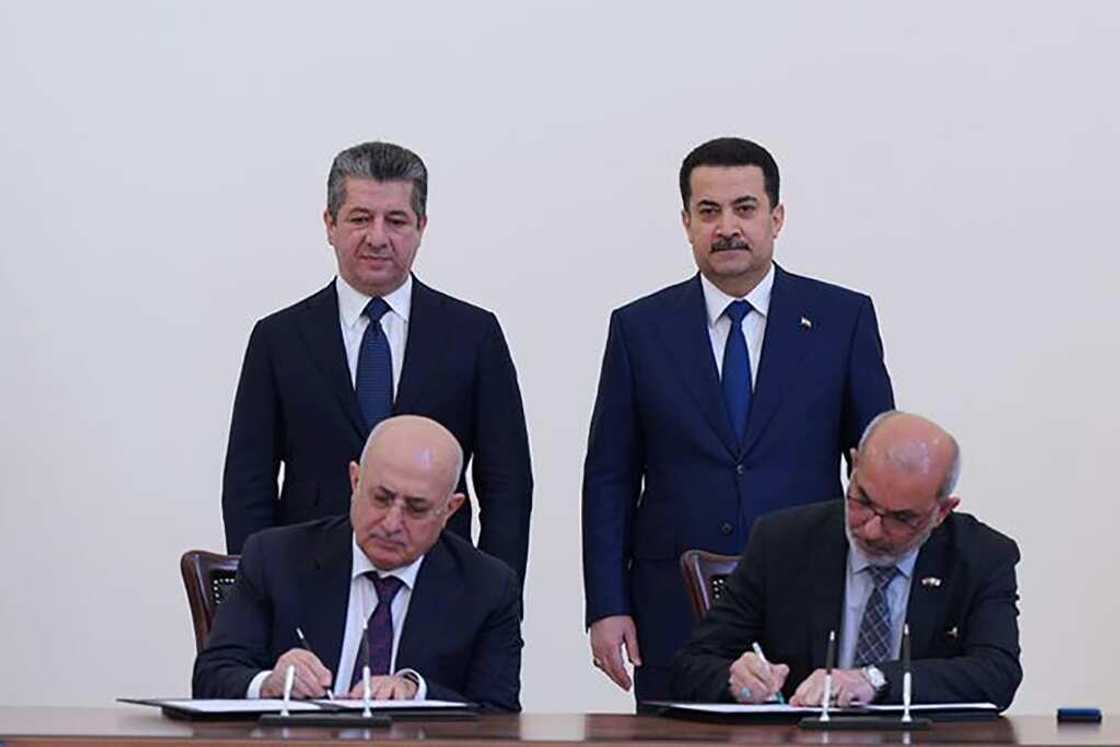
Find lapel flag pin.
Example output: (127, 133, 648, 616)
(920, 576, 942, 587)
(800, 316, 812, 330)
(946, 626, 959, 639)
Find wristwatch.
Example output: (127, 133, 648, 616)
(861, 665, 887, 698)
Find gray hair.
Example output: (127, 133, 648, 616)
(326, 141, 428, 223)
(858, 410, 961, 500)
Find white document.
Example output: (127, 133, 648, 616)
(125, 698, 323, 714)
(661, 701, 997, 715)
(315, 699, 472, 710)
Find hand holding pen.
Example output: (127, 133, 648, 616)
(728, 641, 789, 703)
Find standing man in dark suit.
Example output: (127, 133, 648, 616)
(222, 142, 533, 585)
(196, 416, 522, 711)
(583, 137, 895, 702)
(672, 412, 1022, 711)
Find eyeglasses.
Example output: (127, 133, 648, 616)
(846, 492, 934, 533)
(366, 492, 445, 521)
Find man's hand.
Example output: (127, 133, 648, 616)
(589, 615, 642, 691)
(346, 675, 419, 701)
(728, 652, 789, 703)
(260, 648, 333, 699)
(790, 668, 875, 707)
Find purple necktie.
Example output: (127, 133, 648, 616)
(350, 573, 405, 687)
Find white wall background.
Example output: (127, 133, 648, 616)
(1, 0, 1117, 715)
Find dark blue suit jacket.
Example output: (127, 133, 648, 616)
(582, 266, 894, 697)
(221, 276, 533, 583)
(671, 501, 1022, 710)
(192, 516, 523, 712)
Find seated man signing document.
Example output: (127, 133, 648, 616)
(193, 416, 522, 712)
(671, 411, 1021, 710)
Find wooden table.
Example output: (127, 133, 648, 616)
(0, 709, 1114, 746)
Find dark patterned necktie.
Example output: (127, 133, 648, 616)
(350, 574, 405, 687)
(355, 298, 393, 432)
(721, 300, 753, 444)
(854, 565, 899, 667)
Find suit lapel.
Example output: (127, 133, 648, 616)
(396, 534, 461, 666)
(808, 505, 850, 668)
(655, 276, 738, 457)
(295, 282, 366, 438)
(299, 518, 354, 678)
(394, 277, 446, 413)
(905, 522, 953, 658)
(742, 265, 813, 456)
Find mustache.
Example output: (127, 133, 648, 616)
(711, 237, 751, 253)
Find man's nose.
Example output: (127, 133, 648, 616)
(861, 513, 885, 540)
(716, 211, 740, 237)
(363, 217, 389, 247)
(380, 500, 405, 531)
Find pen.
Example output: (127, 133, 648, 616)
(751, 642, 786, 704)
(295, 626, 334, 700)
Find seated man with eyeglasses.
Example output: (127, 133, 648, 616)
(193, 415, 522, 711)
(671, 411, 1022, 710)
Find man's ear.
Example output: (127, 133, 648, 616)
(771, 202, 785, 237)
(441, 493, 466, 525)
(349, 461, 361, 495)
(681, 208, 691, 231)
(934, 495, 960, 526)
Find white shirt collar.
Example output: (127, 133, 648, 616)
(335, 274, 414, 330)
(848, 539, 920, 580)
(699, 263, 775, 327)
(351, 534, 425, 589)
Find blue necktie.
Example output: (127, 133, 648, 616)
(355, 298, 393, 432)
(854, 565, 899, 667)
(721, 300, 753, 444)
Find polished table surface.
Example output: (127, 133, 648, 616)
(0, 708, 1115, 747)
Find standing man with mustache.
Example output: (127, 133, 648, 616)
(582, 137, 894, 703)
(221, 142, 533, 589)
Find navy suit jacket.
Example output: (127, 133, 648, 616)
(582, 266, 894, 682)
(221, 276, 533, 583)
(192, 516, 523, 712)
(671, 501, 1023, 710)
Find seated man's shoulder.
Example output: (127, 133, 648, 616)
(942, 511, 1021, 565)
(437, 531, 519, 595)
(242, 515, 349, 559)
(755, 500, 842, 538)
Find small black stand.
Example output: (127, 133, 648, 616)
(259, 712, 391, 728)
(799, 715, 931, 731)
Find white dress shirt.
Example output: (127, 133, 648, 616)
(335, 274, 412, 394)
(699, 263, 775, 388)
(837, 543, 919, 670)
(246, 539, 428, 699)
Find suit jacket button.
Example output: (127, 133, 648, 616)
(736, 463, 745, 476)
(720, 522, 734, 535)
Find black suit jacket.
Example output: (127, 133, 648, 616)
(192, 516, 523, 712)
(221, 276, 533, 583)
(671, 501, 1022, 710)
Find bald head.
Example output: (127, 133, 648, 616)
(359, 415, 464, 499)
(349, 415, 467, 570)
(858, 411, 961, 500)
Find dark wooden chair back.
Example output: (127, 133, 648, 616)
(679, 549, 739, 621)
(180, 549, 240, 653)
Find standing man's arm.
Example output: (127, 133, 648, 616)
(222, 321, 283, 554)
(841, 296, 895, 458)
(582, 311, 644, 690)
(471, 312, 534, 584)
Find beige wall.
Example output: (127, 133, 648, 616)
(1, 0, 1117, 715)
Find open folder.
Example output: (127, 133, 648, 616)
(648, 701, 1000, 722)
(119, 697, 477, 721)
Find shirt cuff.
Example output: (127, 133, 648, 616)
(246, 670, 271, 699)
(395, 668, 427, 700)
